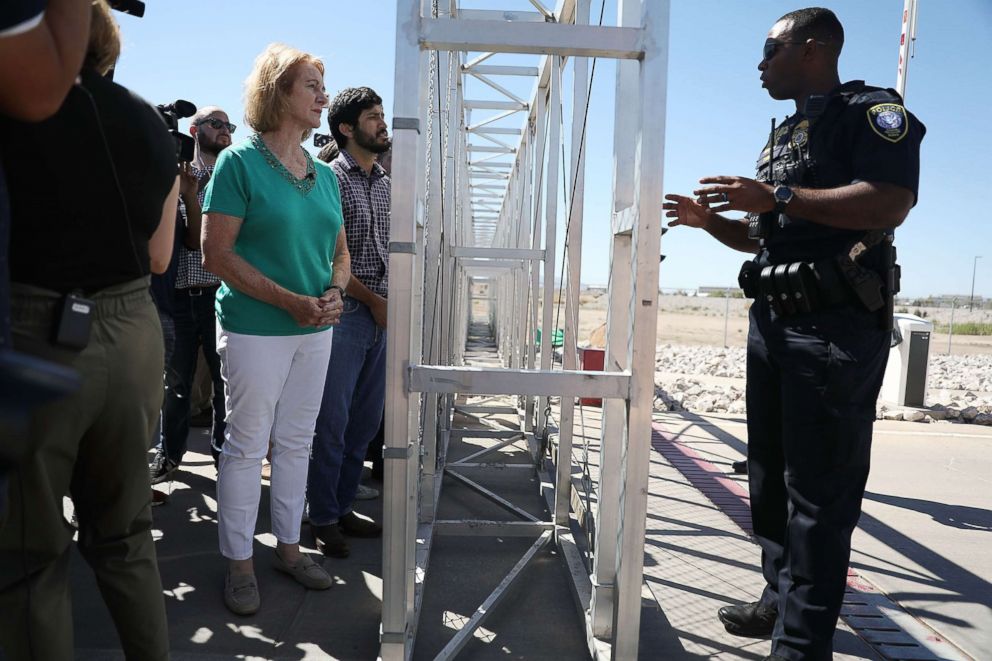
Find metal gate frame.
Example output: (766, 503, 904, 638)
(382, 1, 670, 658)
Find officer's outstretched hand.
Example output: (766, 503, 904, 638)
(663, 193, 712, 229)
(693, 176, 775, 215)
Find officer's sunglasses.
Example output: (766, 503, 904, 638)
(196, 118, 237, 133)
(762, 38, 826, 61)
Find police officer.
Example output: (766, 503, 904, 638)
(663, 7, 924, 661)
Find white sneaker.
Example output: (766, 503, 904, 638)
(355, 484, 380, 500)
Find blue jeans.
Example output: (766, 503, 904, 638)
(162, 286, 225, 462)
(307, 298, 386, 526)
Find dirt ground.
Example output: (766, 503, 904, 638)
(477, 290, 992, 355)
(563, 293, 992, 355)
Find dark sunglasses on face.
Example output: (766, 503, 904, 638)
(762, 38, 826, 61)
(196, 118, 236, 133)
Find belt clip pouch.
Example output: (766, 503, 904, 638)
(747, 212, 774, 240)
(787, 262, 818, 313)
(759, 265, 783, 314)
(52, 291, 94, 350)
(737, 261, 760, 298)
(772, 264, 797, 315)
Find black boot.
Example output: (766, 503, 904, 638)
(717, 601, 777, 637)
(312, 523, 350, 558)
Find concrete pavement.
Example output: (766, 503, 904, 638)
(60, 408, 990, 659)
(647, 410, 991, 660)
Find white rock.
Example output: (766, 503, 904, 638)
(882, 410, 904, 421)
(903, 409, 926, 423)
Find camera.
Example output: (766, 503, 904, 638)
(313, 132, 333, 148)
(107, 0, 145, 17)
(157, 100, 196, 163)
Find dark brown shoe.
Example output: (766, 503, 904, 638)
(717, 601, 777, 638)
(339, 511, 382, 538)
(312, 523, 350, 558)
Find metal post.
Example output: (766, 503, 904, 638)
(526, 87, 548, 431)
(895, 0, 919, 100)
(948, 298, 955, 354)
(589, 233, 631, 638)
(970, 255, 982, 311)
(537, 60, 561, 436)
(723, 289, 730, 348)
(555, 0, 590, 527)
(612, 1, 670, 657)
(380, 1, 425, 657)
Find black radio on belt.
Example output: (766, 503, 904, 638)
(52, 291, 94, 350)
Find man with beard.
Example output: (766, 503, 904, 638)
(150, 106, 234, 482)
(309, 87, 390, 557)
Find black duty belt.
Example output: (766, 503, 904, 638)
(739, 231, 891, 317)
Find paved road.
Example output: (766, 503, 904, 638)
(853, 421, 992, 658)
(674, 413, 992, 659)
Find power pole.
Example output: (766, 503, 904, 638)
(970, 256, 982, 311)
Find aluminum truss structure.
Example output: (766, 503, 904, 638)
(383, 0, 669, 658)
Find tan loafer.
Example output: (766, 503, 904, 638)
(224, 570, 260, 616)
(273, 550, 333, 590)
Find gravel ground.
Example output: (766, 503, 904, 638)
(653, 343, 992, 425)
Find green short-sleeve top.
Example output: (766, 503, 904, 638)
(203, 137, 342, 336)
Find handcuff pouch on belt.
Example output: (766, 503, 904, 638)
(738, 230, 890, 317)
(747, 211, 777, 241)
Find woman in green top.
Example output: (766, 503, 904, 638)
(201, 43, 350, 616)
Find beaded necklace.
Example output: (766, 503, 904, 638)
(251, 133, 316, 195)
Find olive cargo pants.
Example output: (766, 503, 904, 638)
(0, 278, 169, 661)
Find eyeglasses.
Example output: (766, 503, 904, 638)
(196, 118, 237, 133)
(762, 38, 827, 61)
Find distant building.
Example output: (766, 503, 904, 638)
(697, 286, 743, 297)
(913, 295, 985, 306)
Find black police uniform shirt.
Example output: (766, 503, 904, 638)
(753, 80, 926, 273)
(0, 68, 177, 294)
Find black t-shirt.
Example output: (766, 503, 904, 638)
(0, 68, 176, 293)
(0, 0, 46, 344)
(754, 81, 925, 269)
(0, 0, 44, 35)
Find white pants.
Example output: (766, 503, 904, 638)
(216, 327, 333, 560)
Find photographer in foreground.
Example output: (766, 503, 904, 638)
(0, 1, 177, 658)
(664, 8, 923, 660)
(0, 0, 92, 526)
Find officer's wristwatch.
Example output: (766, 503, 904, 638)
(773, 185, 794, 214)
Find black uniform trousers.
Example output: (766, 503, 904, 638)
(745, 299, 888, 661)
(162, 284, 226, 464)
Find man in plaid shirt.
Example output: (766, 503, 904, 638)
(309, 88, 390, 557)
(150, 106, 234, 482)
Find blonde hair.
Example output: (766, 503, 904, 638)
(244, 43, 325, 141)
(85, 0, 121, 75)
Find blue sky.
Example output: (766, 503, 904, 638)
(113, 0, 992, 298)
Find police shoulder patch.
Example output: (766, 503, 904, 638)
(867, 103, 908, 143)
